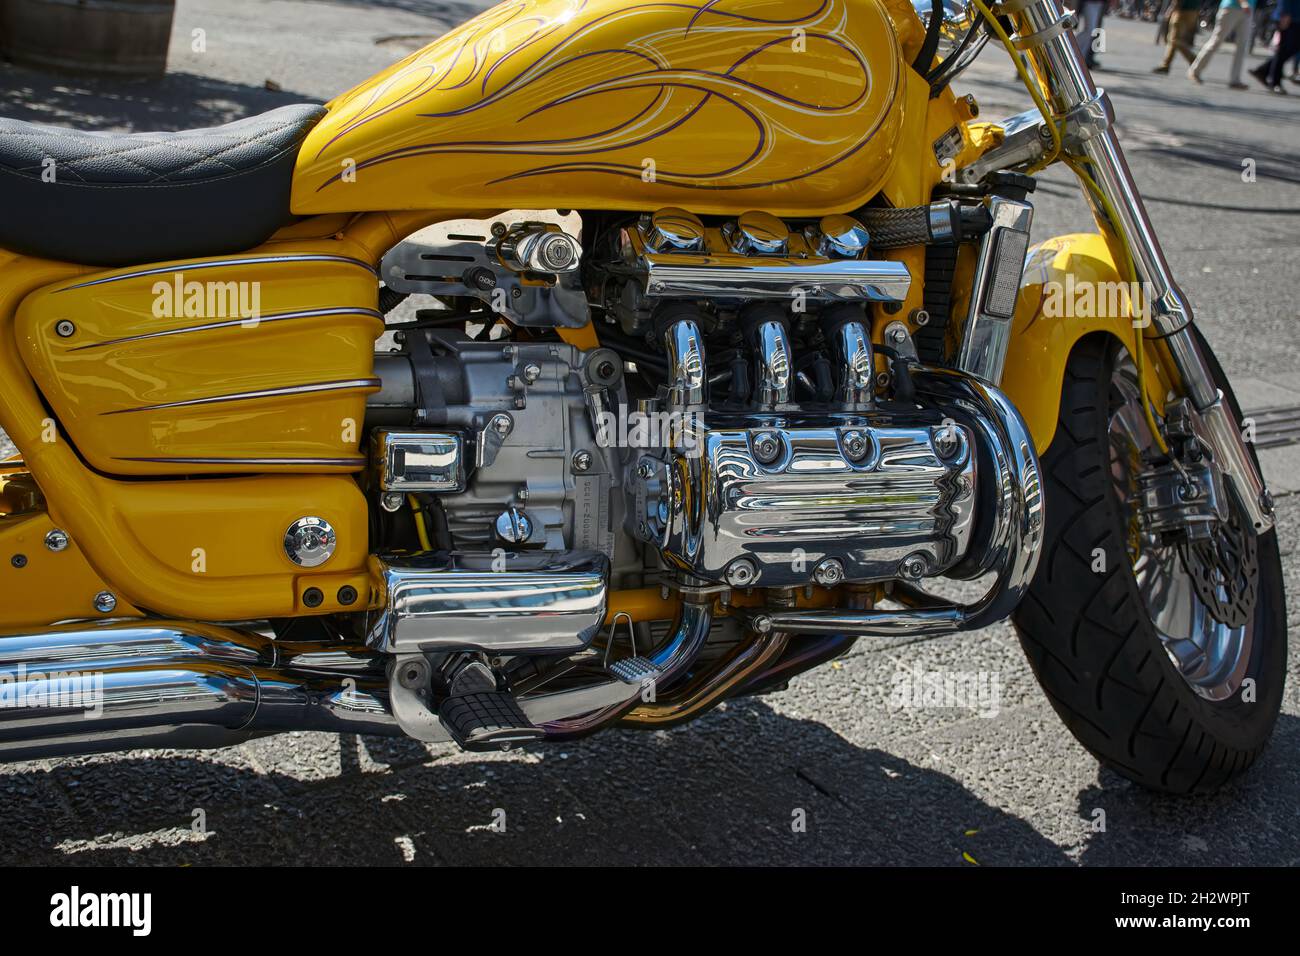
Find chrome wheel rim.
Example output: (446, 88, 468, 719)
(1108, 354, 1255, 701)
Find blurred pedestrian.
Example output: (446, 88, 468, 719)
(1189, 0, 1256, 87)
(1076, 0, 1109, 67)
(1250, 0, 1300, 91)
(1153, 0, 1202, 70)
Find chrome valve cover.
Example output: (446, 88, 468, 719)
(631, 415, 979, 587)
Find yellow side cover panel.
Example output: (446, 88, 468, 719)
(16, 253, 383, 476)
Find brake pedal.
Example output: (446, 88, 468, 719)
(437, 691, 544, 752)
(608, 655, 661, 685)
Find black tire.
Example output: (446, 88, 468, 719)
(1013, 333, 1286, 793)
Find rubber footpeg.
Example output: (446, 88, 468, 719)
(608, 656, 661, 685)
(437, 692, 543, 752)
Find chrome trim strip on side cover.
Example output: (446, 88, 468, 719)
(68, 307, 385, 351)
(52, 255, 378, 293)
(101, 378, 382, 415)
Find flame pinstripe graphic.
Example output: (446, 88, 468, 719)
(304, 0, 899, 198)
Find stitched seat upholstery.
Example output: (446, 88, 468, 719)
(0, 104, 328, 266)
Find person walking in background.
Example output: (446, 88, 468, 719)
(1153, 0, 1201, 71)
(1251, 0, 1300, 91)
(1077, 0, 1109, 67)
(1189, 0, 1256, 88)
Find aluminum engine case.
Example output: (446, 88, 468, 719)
(632, 414, 977, 587)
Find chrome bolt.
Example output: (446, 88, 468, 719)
(523, 363, 542, 385)
(489, 413, 513, 438)
(44, 529, 69, 552)
(813, 558, 845, 587)
(751, 614, 774, 635)
(842, 429, 870, 462)
(572, 450, 593, 473)
(495, 507, 533, 544)
(932, 424, 962, 462)
(888, 326, 907, 344)
(637, 461, 656, 480)
(93, 591, 117, 614)
(911, 309, 931, 327)
(752, 432, 782, 465)
(55, 320, 75, 338)
(1178, 481, 1201, 501)
(899, 554, 928, 580)
(380, 492, 405, 512)
(726, 558, 758, 587)
(397, 658, 429, 690)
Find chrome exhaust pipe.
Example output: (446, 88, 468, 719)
(540, 595, 714, 739)
(656, 303, 708, 409)
(741, 302, 794, 409)
(821, 303, 875, 409)
(0, 622, 397, 763)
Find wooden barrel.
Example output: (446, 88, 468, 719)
(0, 0, 177, 76)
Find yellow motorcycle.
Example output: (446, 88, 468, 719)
(0, 0, 1282, 793)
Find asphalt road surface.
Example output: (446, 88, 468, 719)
(1, 2, 1299, 865)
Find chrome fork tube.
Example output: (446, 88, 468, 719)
(1002, 0, 1272, 532)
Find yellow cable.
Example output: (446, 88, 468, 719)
(407, 494, 434, 551)
(968, 0, 1062, 171)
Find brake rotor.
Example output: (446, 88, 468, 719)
(1177, 515, 1258, 629)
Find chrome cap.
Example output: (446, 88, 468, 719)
(284, 517, 337, 567)
(645, 207, 706, 253)
(815, 215, 871, 259)
(725, 211, 789, 256)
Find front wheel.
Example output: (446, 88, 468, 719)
(1013, 333, 1286, 793)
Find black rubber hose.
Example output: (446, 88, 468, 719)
(911, 0, 944, 74)
(379, 286, 409, 314)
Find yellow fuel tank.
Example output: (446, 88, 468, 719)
(292, 0, 908, 218)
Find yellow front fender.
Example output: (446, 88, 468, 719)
(1000, 231, 1173, 452)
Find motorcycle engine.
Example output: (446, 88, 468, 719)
(367, 210, 1005, 595)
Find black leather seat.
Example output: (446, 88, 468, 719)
(0, 104, 328, 267)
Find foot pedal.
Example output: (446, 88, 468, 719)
(437, 692, 544, 752)
(608, 655, 661, 685)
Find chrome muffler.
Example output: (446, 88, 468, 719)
(0, 622, 396, 763)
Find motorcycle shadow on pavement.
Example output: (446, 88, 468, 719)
(2, 704, 1296, 865)
(1, 699, 1070, 866)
